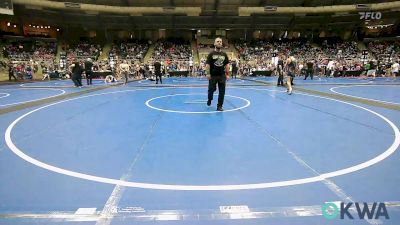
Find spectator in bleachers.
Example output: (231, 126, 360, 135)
(8, 62, 17, 81)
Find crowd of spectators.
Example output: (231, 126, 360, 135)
(150, 39, 193, 71)
(368, 40, 400, 61)
(3, 41, 56, 62)
(2, 37, 399, 81)
(109, 41, 149, 63)
(61, 41, 102, 66)
(234, 39, 373, 77)
(3, 41, 57, 80)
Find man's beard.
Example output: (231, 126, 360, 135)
(215, 46, 221, 50)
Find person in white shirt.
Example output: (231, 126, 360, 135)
(392, 60, 399, 79)
(298, 62, 304, 76)
(119, 60, 130, 85)
(42, 66, 50, 80)
(284, 56, 295, 95)
(327, 60, 335, 77)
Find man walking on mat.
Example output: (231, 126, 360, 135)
(206, 37, 230, 111)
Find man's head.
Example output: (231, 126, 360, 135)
(214, 37, 223, 50)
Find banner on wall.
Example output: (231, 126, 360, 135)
(0, 0, 13, 15)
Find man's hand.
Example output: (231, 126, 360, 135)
(206, 75, 211, 80)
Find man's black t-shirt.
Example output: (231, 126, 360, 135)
(206, 51, 229, 76)
(306, 62, 313, 69)
(84, 61, 93, 71)
(8, 64, 13, 73)
(288, 61, 296, 72)
(72, 63, 83, 75)
(154, 61, 161, 73)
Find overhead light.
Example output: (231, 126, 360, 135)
(41, 26, 43, 28)
(7, 22, 10, 26)
(57, 28, 60, 31)
(64, 2, 81, 8)
(13, 25, 16, 28)
(366, 24, 394, 29)
(163, 6, 175, 13)
(356, 4, 370, 10)
(264, 6, 277, 11)
(29, 24, 32, 27)
(334, 12, 349, 16)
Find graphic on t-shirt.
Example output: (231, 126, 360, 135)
(213, 55, 226, 67)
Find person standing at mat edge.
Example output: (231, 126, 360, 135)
(154, 60, 162, 84)
(84, 58, 93, 85)
(69, 60, 83, 88)
(119, 60, 130, 85)
(206, 37, 230, 111)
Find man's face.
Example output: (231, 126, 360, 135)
(214, 38, 223, 49)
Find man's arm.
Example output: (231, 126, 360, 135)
(68, 64, 75, 73)
(206, 64, 211, 80)
(225, 64, 230, 80)
(205, 52, 212, 80)
(224, 53, 230, 79)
